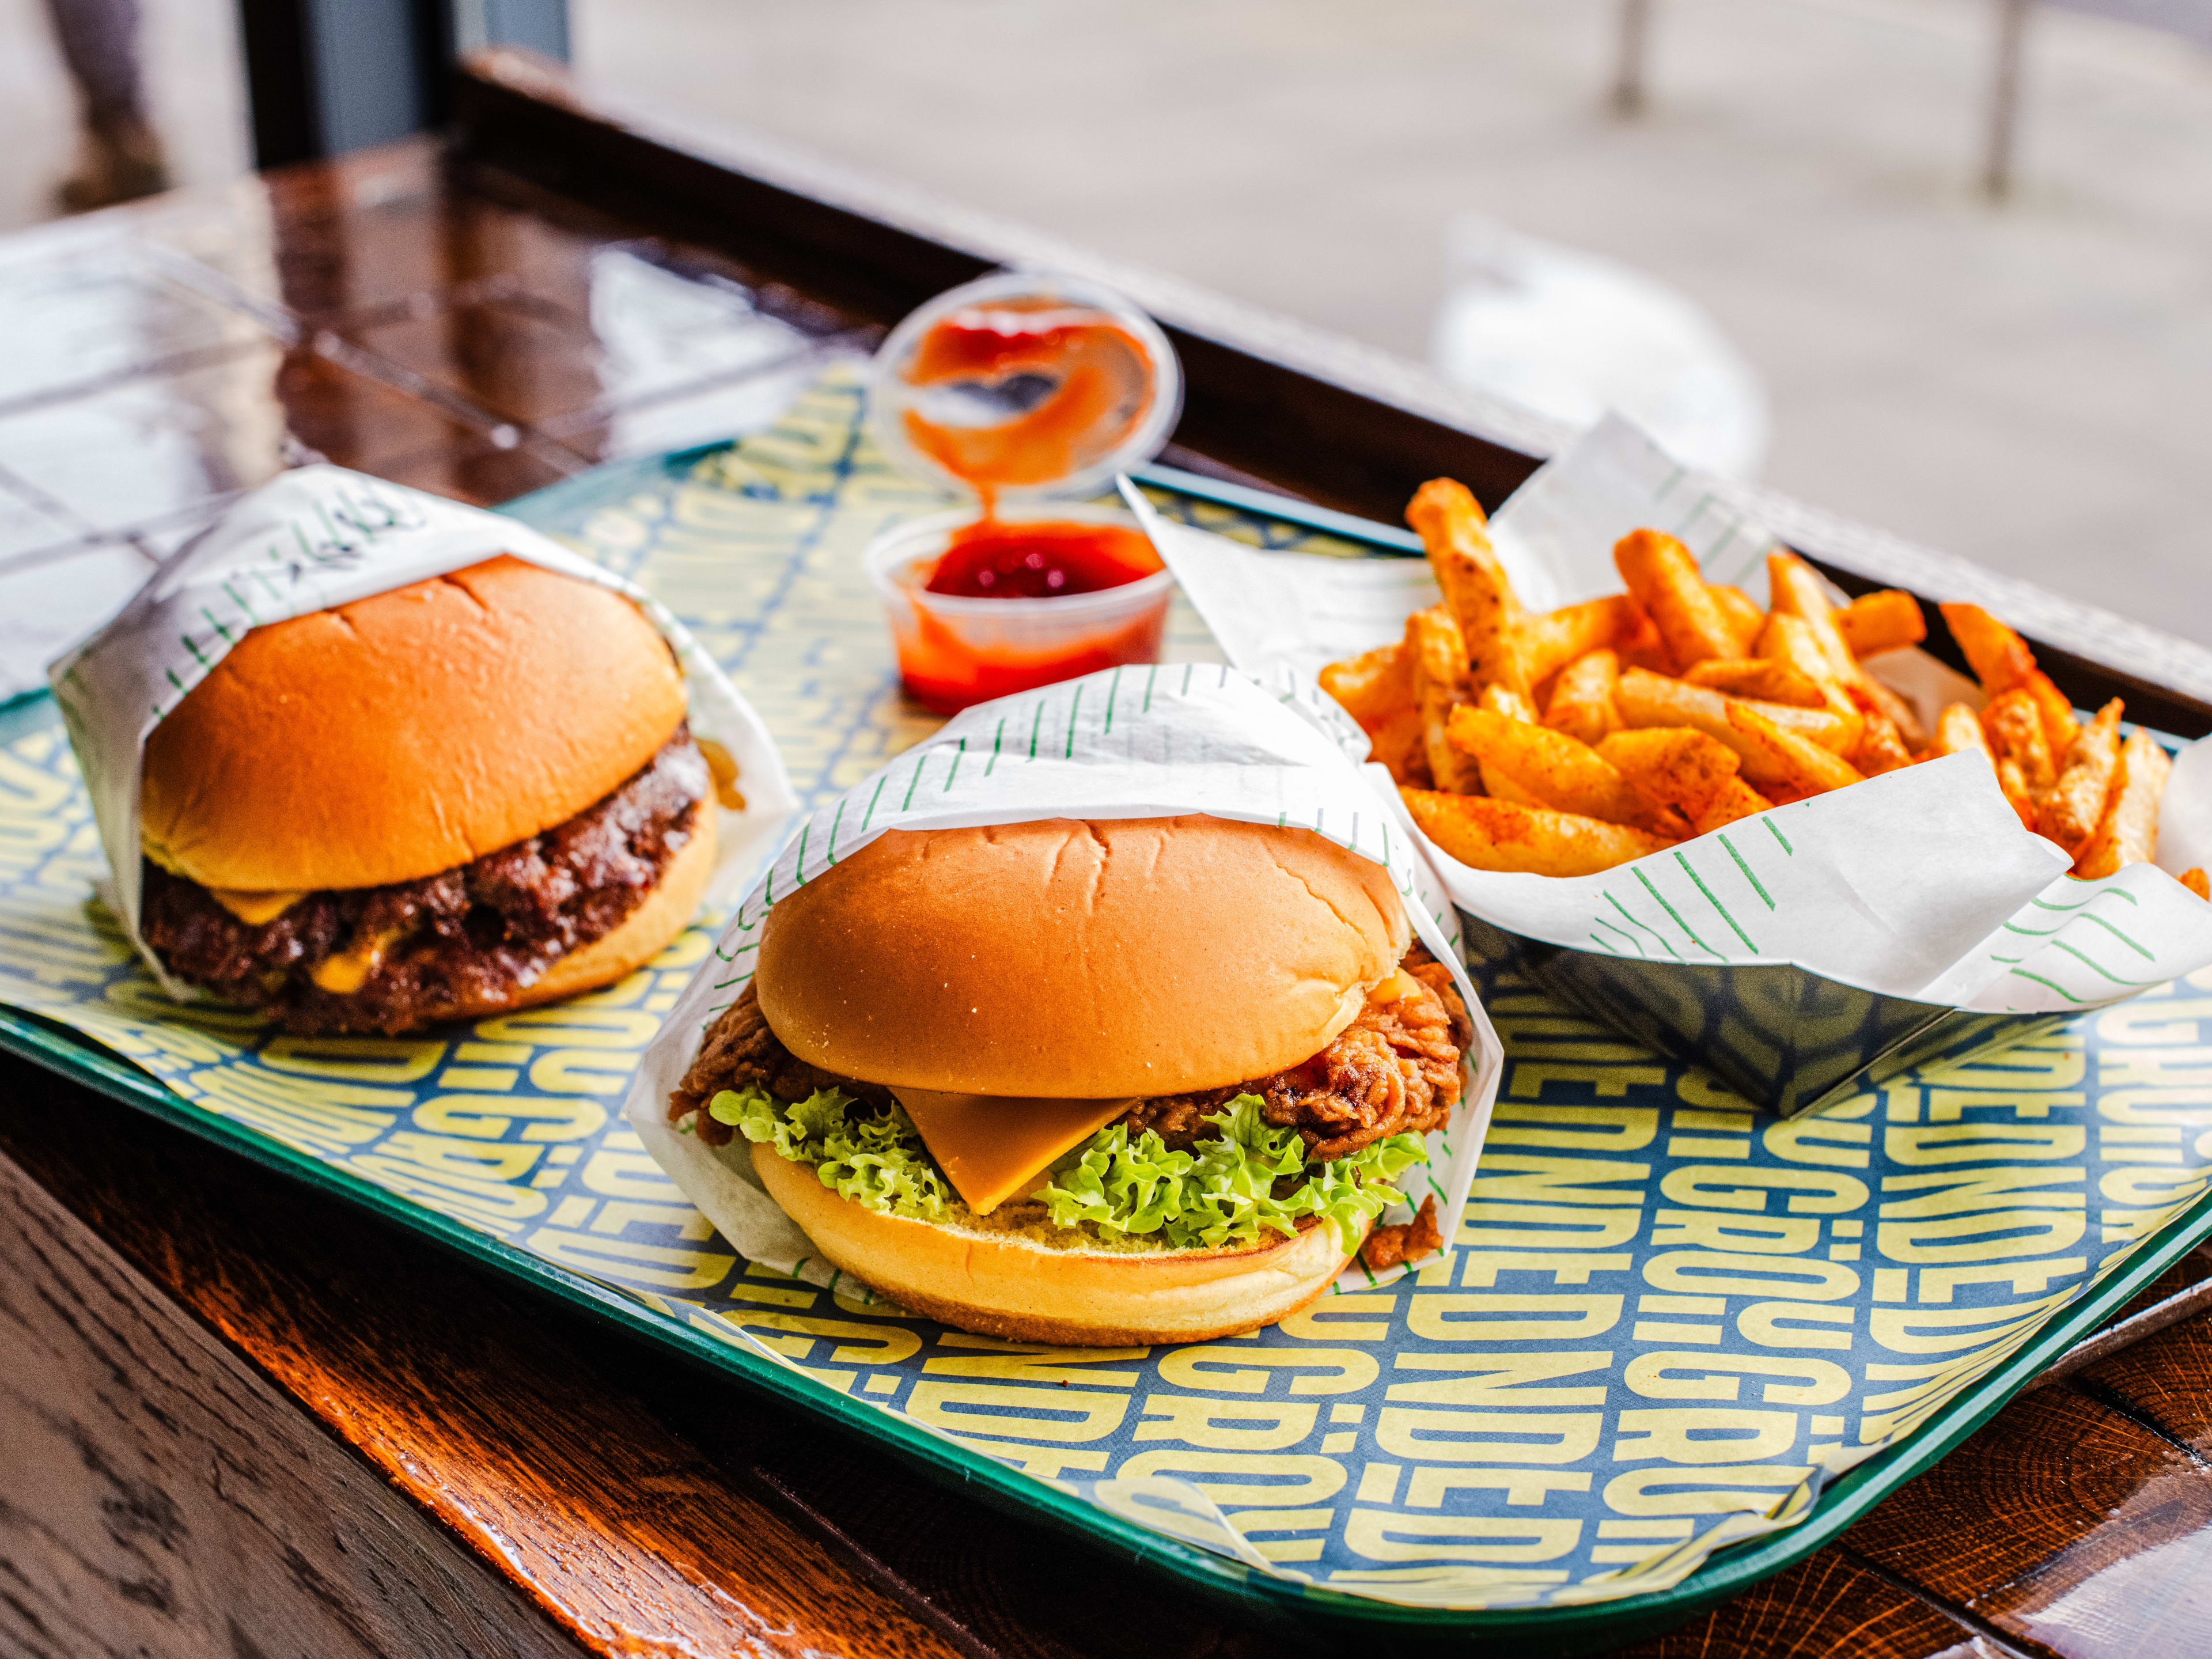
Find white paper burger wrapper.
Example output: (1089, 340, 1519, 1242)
(47, 464, 797, 994)
(624, 664, 1505, 1295)
(1116, 415, 2212, 1024)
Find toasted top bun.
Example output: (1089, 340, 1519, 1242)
(756, 815, 1409, 1098)
(142, 556, 687, 893)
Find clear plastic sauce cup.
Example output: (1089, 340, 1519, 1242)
(865, 502, 1173, 716)
(862, 271, 1183, 714)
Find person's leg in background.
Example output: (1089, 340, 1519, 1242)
(41, 0, 169, 211)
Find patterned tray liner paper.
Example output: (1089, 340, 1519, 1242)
(0, 367, 2205, 1611)
(1119, 425, 2212, 1119)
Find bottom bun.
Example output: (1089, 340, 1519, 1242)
(421, 813, 717, 1024)
(752, 1139, 1360, 1344)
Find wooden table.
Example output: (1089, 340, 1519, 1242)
(6, 63, 2212, 1659)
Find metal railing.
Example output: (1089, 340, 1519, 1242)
(1613, 0, 2212, 199)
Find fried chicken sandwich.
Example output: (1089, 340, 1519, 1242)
(668, 815, 1469, 1344)
(137, 555, 719, 1034)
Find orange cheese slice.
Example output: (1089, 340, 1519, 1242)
(309, 927, 402, 994)
(889, 1086, 1135, 1215)
(1368, 967, 1421, 1006)
(207, 888, 308, 926)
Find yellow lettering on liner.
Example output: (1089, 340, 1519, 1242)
(891, 1087, 1134, 1214)
(207, 888, 307, 926)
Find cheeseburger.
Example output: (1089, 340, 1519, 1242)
(669, 815, 1470, 1344)
(137, 556, 721, 1035)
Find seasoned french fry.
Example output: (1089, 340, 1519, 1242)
(1852, 714, 1913, 777)
(1983, 688, 2055, 794)
(1408, 605, 1481, 794)
(1448, 706, 1669, 830)
(1615, 667, 1861, 757)
(1481, 770, 1544, 806)
(1363, 512, 2107, 881)
(1994, 756, 2038, 830)
(1615, 605, 1674, 673)
(1767, 551, 1858, 684)
(1836, 589, 1926, 658)
(1770, 555, 1922, 743)
(1691, 777, 1776, 835)
(1753, 609, 1865, 734)
(1544, 648, 1622, 745)
(1408, 479, 1528, 698)
(1930, 702, 1993, 760)
(1725, 701, 1863, 797)
(2074, 728, 2171, 878)
(1597, 726, 1741, 816)
(1521, 594, 1639, 687)
(2024, 673, 2082, 759)
(1940, 602, 2036, 694)
(1400, 787, 1674, 877)
(1318, 641, 1411, 733)
(1366, 704, 1429, 787)
(1939, 601, 2080, 755)
(2037, 698, 2122, 858)
(1755, 611, 1839, 688)
(2182, 869, 2210, 903)
(1683, 657, 1828, 709)
(1478, 682, 1539, 724)
(1709, 584, 1766, 656)
(1851, 670, 1928, 751)
(1615, 529, 1741, 669)
(1468, 684, 1543, 801)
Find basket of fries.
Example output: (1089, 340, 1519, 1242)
(1126, 417, 2212, 1116)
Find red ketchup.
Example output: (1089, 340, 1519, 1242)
(887, 299, 1171, 714)
(925, 519, 1160, 599)
(898, 520, 1167, 714)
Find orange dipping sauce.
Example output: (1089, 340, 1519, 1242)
(874, 294, 1173, 714)
(900, 301, 1156, 509)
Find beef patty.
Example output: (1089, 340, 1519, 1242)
(142, 727, 709, 1035)
(671, 945, 1471, 1164)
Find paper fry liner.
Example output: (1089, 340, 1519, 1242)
(48, 464, 798, 994)
(1122, 418, 2212, 1113)
(624, 663, 1505, 1294)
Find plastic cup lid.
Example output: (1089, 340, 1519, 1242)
(866, 270, 1183, 504)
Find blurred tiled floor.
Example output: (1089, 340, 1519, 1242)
(0, 144, 863, 699)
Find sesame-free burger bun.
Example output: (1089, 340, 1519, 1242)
(141, 556, 687, 893)
(755, 815, 1411, 1099)
(752, 1138, 1359, 1344)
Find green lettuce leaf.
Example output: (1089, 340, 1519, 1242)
(709, 1084, 952, 1219)
(715, 1084, 1429, 1254)
(1035, 1094, 1427, 1253)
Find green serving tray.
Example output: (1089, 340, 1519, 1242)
(1, 388, 2205, 1653)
